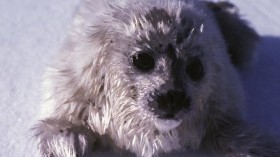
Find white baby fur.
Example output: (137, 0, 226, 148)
(34, 0, 253, 157)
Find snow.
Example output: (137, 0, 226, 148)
(0, 0, 279, 156)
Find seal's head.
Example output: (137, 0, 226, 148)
(60, 0, 257, 156)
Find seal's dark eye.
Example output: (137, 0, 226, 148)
(186, 58, 204, 81)
(132, 52, 155, 71)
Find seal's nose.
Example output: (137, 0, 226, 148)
(156, 90, 190, 119)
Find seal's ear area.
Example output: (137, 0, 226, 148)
(205, 1, 260, 68)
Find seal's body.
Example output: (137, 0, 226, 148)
(33, 0, 280, 157)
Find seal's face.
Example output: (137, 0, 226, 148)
(123, 7, 208, 132)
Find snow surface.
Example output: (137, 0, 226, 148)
(0, 0, 279, 157)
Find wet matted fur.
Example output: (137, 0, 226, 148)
(33, 0, 280, 157)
